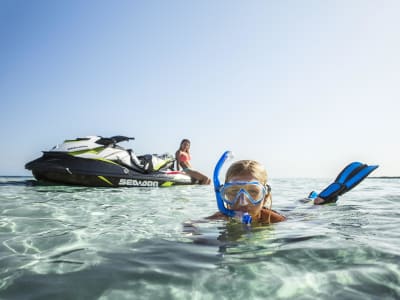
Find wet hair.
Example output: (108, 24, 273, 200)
(225, 160, 268, 185)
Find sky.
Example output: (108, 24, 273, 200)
(1, 0, 399, 178)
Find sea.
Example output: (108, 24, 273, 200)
(0, 176, 399, 300)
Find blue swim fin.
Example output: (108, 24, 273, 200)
(309, 162, 379, 204)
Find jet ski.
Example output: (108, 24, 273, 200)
(25, 135, 195, 187)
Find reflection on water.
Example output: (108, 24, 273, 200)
(0, 177, 399, 299)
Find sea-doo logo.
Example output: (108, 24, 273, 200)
(119, 179, 159, 187)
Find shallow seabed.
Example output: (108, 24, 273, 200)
(0, 177, 399, 300)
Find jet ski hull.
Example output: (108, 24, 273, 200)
(25, 153, 194, 187)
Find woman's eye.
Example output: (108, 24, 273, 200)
(248, 190, 261, 197)
(225, 189, 239, 197)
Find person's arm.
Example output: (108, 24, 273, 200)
(175, 151, 181, 170)
(260, 208, 286, 223)
(205, 211, 229, 220)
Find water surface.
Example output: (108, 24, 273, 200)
(0, 177, 399, 299)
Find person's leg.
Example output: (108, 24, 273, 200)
(184, 169, 211, 185)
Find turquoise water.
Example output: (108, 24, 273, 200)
(0, 176, 399, 299)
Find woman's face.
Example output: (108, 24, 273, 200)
(226, 173, 269, 219)
(181, 141, 190, 151)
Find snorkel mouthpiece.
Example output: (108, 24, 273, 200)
(242, 212, 252, 225)
(213, 151, 235, 218)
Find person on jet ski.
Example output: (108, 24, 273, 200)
(175, 139, 211, 185)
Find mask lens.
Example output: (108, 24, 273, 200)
(222, 186, 241, 203)
(246, 185, 264, 201)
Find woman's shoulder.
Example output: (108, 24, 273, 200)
(206, 210, 286, 223)
(259, 208, 286, 223)
(205, 211, 228, 220)
(176, 150, 185, 157)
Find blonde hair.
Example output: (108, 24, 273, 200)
(225, 160, 268, 185)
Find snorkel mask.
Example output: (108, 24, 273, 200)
(214, 151, 268, 225)
(220, 181, 270, 206)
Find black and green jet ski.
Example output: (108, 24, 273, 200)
(25, 135, 194, 187)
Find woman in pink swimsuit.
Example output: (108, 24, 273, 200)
(175, 139, 211, 185)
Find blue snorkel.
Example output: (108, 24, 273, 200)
(213, 151, 252, 225)
(213, 151, 235, 217)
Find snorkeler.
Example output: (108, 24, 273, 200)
(209, 158, 285, 224)
(210, 151, 378, 225)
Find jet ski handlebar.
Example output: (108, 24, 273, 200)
(96, 136, 135, 146)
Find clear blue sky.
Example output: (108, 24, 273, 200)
(1, 0, 399, 178)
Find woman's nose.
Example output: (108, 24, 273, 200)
(238, 193, 247, 206)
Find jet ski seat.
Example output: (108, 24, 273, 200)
(126, 149, 148, 173)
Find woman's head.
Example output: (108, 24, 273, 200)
(179, 139, 191, 151)
(223, 160, 271, 220)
